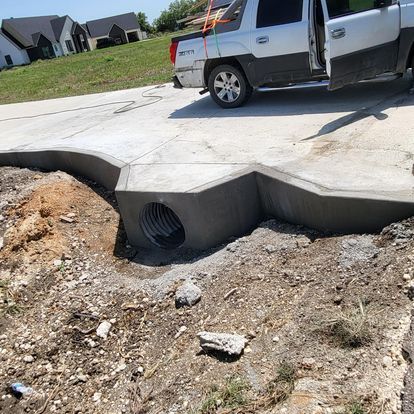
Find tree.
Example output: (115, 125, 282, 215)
(153, 0, 205, 33)
(136, 11, 153, 34)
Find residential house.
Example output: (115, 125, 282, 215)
(85, 13, 145, 49)
(0, 15, 91, 67)
(0, 29, 29, 69)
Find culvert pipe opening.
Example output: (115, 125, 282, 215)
(140, 203, 186, 249)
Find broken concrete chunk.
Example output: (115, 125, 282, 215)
(197, 331, 247, 356)
(175, 281, 201, 308)
(96, 321, 112, 340)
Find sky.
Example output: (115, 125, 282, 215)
(0, 0, 172, 24)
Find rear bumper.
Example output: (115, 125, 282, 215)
(174, 61, 206, 88)
(172, 75, 183, 89)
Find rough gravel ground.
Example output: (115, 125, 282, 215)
(0, 167, 414, 414)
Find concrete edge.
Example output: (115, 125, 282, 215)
(0, 148, 413, 250)
(0, 148, 125, 191)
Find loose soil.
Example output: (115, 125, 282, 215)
(0, 167, 413, 414)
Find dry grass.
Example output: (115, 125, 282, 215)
(253, 361, 297, 410)
(0, 279, 23, 317)
(318, 299, 374, 348)
(339, 394, 388, 414)
(198, 376, 250, 414)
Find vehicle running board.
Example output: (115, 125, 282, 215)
(257, 74, 402, 93)
(257, 81, 329, 92)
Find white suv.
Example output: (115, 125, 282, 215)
(171, 0, 414, 108)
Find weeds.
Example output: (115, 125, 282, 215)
(338, 393, 387, 414)
(259, 361, 297, 407)
(341, 402, 366, 414)
(319, 299, 374, 348)
(0, 279, 23, 317)
(198, 376, 250, 414)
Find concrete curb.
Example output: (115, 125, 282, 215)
(1, 149, 413, 250)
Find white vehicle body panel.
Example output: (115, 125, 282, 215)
(324, 4, 400, 75)
(250, 0, 310, 58)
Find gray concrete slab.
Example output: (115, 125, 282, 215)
(0, 78, 413, 249)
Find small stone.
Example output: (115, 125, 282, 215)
(53, 259, 63, 267)
(175, 281, 201, 308)
(383, 355, 393, 368)
(137, 366, 144, 374)
(60, 215, 74, 224)
(175, 326, 188, 339)
(272, 336, 280, 342)
(0, 237, 3, 251)
(96, 321, 112, 340)
(23, 355, 34, 363)
(301, 357, 316, 369)
(197, 331, 247, 356)
(92, 392, 101, 402)
(76, 374, 88, 383)
(403, 274, 411, 281)
(66, 212, 76, 218)
(333, 296, 343, 305)
(264, 245, 277, 254)
(61, 252, 72, 261)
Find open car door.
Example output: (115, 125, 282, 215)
(323, 0, 400, 90)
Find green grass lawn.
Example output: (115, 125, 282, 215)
(0, 36, 174, 104)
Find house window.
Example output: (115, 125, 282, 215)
(257, 0, 303, 28)
(42, 47, 51, 58)
(326, 0, 376, 19)
(5, 55, 13, 65)
(65, 40, 74, 52)
(54, 44, 59, 52)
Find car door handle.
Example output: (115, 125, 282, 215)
(256, 36, 269, 44)
(331, 28, 346, 39)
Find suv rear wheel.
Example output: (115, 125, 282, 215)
(208, 64, 253, 109)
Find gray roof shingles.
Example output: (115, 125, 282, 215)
(50, 16, 71, 40)
(86, 12, 139, 38)
(2, 15, 59, 47)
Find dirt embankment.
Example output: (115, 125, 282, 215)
(0, 167, 414, 414)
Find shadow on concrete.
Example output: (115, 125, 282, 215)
(170, 78, 413, 139)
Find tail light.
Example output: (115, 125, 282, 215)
(170, 41, 179, 65)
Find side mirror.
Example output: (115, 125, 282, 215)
(374, 0, 393, 8)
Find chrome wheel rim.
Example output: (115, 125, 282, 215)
(214, 71, 241, 103)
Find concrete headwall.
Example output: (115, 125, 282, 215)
(1, 149, 413, 251)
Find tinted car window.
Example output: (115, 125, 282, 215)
(257, 0, 303, 28)
(326, 0, 376, 19)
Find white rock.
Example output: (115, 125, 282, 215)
(92, 392, 101, 402)
(175, 326, 188, 339)
(264, 245, 277, 254)
(175, 282, 201, 307)
(23, 355, 34, 363)
(383, 355, 393, 368)
(0, 237, 3, 251)
(77, 374, 88, 383)
(197, 331, 247, 356)
(96, 321, 112, 339)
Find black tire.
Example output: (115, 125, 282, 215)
(208, 64, 253, 109)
